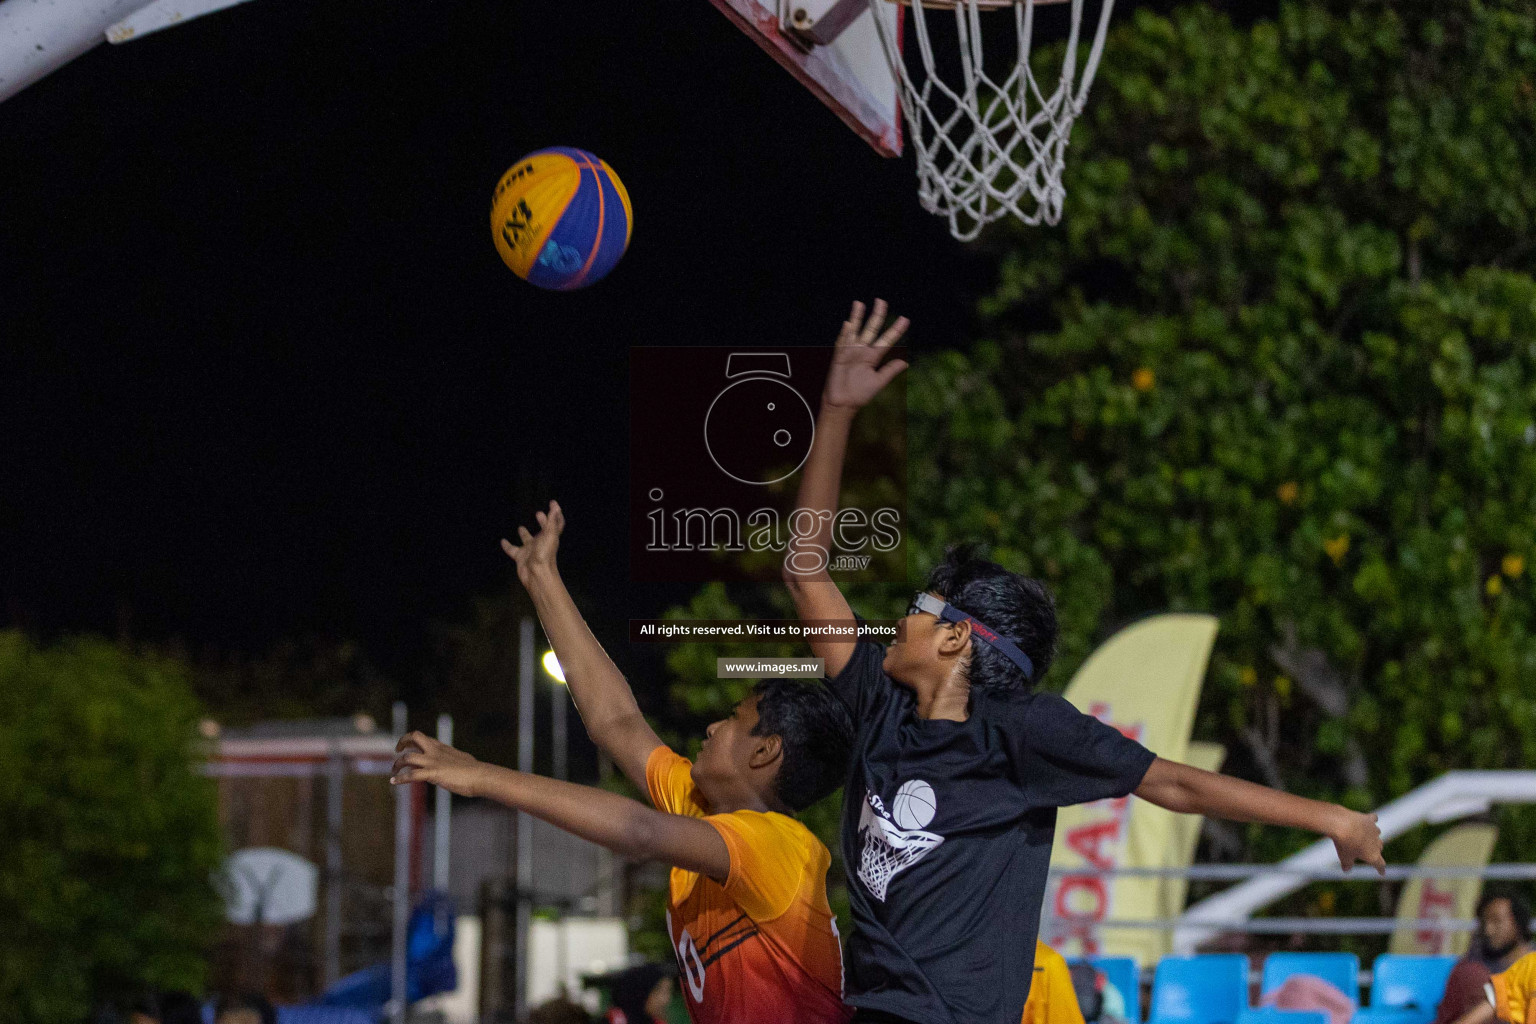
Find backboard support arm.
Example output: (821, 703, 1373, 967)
(781, 0, 873, 48)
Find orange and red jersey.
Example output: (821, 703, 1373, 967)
(646, 746, 852, 1024)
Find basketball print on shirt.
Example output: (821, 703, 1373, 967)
(856, 781, 944, 901)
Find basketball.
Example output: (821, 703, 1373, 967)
(490, 147, 632, 290)
(892, 779, 937, 831)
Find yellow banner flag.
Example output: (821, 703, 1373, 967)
(1390, 822, 1498, 956)
(1041, 614, 1218, 966)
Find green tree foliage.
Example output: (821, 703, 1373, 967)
(0, 632, 224, 1023)
(638, 0, 1536, 953)
(910, 0, 1536, 866)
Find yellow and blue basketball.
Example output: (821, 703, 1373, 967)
(490, 147, 632, 290)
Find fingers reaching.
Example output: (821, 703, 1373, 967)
(875, 316, 911, 349)
(390, 747, 427, 785)
(395, 730, 429, 754)
(837, 302, 864, 348)
(860, 299, 889, 343)
(838, 299, 909, 352)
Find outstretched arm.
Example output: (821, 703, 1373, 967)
(1135, 757, 1386, 871)
(392, 731, 729, 882)
(782, 299, 910, 678)
(502, 502, 663, 793)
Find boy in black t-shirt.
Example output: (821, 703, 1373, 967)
(784, 301, 1388, 1024)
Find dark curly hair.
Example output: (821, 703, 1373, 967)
(923, 541, 1059, 693)
(751, 678, 854, 811)
(1478, 889, 1533, 943)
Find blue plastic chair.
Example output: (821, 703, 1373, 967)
(1074, 956, 1143, 1023)
(1354, 1009, 1425, 1024)
(1370, 955, 1458, 1022)
(1237, 1009, 1331, 1024)
(1148, 954, 1250, 1024)
(1262, 952, 1361, 1006)
(318, 890, 457, 1011)
(276, 1009, 376, 1024)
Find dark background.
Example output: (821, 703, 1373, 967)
(0, 0, 993, 696)
(1, 0, 1247, 703)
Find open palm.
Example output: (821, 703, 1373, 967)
(823, 299, 910, 411)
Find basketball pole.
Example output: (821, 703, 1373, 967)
(434, 712, 454, 932)
(515, 617, 536, 1020)
(324, 742, 344, 989)
(391, 701, 410, 1024)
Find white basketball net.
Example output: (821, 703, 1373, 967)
(869, 0, 1117, 241)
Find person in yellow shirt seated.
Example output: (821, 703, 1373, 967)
(1492, 950, 1536, 1024)
(1023, 943, 1088, 1024)
(1451, 950, 1536, 1024)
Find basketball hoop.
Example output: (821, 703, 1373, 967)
(868, 0, 1116, 240)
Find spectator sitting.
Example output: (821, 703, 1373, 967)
(155, 992, 205, 1024)
(1023, 942, 1088, 1024)
(1491, 950, 1536, 1024)
(603, 964, 673, 1024)
(1439, 893, 1535, 1024)
(1479, 893, 1535, 973)
(527, 994, 595, 1024)
(126, 993, 162, 1024)
(213, 993, 276, 1024)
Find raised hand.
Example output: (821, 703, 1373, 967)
(823, 299, 910, 411)
(391, 731, 490, 797)
(500, 500, 565, 585)
(1331, 810, 1386, 873)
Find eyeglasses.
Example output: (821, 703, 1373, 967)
(907, 592, 944, 618)
(902, 591, 1036, 682)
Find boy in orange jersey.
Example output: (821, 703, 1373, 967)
(393, 502, 853, 1024)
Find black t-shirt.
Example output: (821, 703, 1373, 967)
(827, 631, 1156, 1024)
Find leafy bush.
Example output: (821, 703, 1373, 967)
(0, 631, 224, 1022)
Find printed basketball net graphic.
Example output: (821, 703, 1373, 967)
(857, 784, 944, 901)
(868, 0, 1117, 240)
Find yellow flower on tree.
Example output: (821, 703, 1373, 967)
(1486, 576, 1504, 597)
(1503, 554, 1526, 579)
(1324, 535, 1350, 565)
(1132, 367, 1156, 392)
(1276, 481, 1299, 505)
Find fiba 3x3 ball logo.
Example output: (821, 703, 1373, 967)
(490, 147, 632, 291)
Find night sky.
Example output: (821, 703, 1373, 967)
(1, 0, 1005, 697)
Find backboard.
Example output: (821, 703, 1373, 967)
(708, 0, 903, 157)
